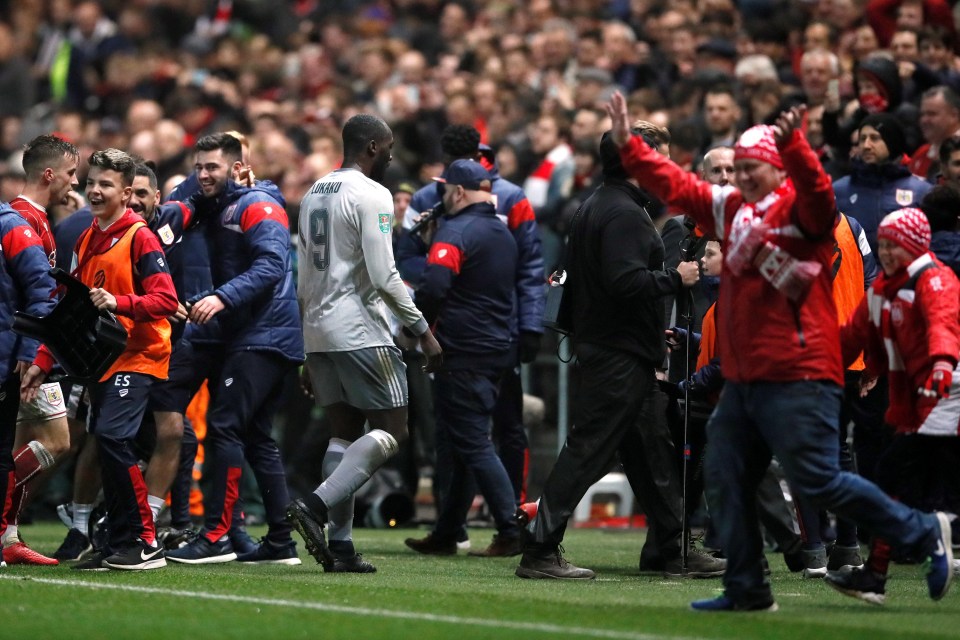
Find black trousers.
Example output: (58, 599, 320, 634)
(531, 343, 682, 556)
(875, 433, 960, 512)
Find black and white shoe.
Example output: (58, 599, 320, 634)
(825, 567, 886, 606)
(53, 528, 93, 562)
(72, 551, 109, 572)
(103, 540, 166, 571)
(157, 526, 197, 551)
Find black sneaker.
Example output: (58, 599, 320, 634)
(166, 534, 237, 564)
(802, 547, 827, 579)
(780, 538, 805, 573)
(157, 527, 197, 551)
(72, 551, 109, 572)
(827, 545, 864, 572)
(53, 528, 93, 562)
(664, 547, 727, 578)
(824, 567, 887, 605)
(515, 546, 595, 580)
(236, 538, 302, 566)
(285, 499, 334, 570)
(330, 553, 377, 573)
(691, 594, 778, 612)
(103, 540, 166, 571)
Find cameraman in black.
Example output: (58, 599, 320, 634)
(516, 129, 720, 579)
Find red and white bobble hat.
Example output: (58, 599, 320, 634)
(877, 207, 931, 258)
(734, 125, 784, 169)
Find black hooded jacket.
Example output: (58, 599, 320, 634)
(823, 56, 921, 159)
(568, 179, 681, 363)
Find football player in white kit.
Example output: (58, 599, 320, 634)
(287, 114, 442, 572)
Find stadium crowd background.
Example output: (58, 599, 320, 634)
(3, 0, 960, 521)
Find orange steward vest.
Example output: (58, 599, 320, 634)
(76, 221, 171, 382)
(696, 302, 718, 373)
(833, 214, 866, 371)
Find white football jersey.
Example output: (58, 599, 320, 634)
(298, 167, 427, 352)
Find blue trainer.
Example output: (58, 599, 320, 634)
(236, 538, 301, 566)
(926, 512, 953, 601)
(691, 594, 778, 612)
(230, 527, 259, 556)
(167, 534, 237, 564)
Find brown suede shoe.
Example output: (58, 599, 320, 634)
(515, 547, 596, 580)
(468, 534, 523, 557)
(404, 533, 457, 556)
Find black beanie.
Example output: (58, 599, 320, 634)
(859, 113, 906, 161)
(599, 129, 659, 179)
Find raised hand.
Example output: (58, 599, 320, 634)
(773, 105, 807, 144)
(604, 91, 632, 147)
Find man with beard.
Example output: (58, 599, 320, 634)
(287, 114, 442, 572)
(167, 133, 304, 565)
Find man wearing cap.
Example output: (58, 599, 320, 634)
(833, 113, 932, 253)
(399, 125, 545, 549)
(604, 91, 953, 611)
(827, 207, 960, 604)
(402, 159, 523, 557)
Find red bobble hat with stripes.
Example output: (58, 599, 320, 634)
(734, 125, 783, 170)
(877, 207, 931, 258)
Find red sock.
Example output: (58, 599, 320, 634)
(5, 484, 26, 529)
(13, 444, 43, 489)
(867, 538, 892, 576)
(0, 471, 13, 538)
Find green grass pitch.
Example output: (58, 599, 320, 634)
(2, 523, 959, 639)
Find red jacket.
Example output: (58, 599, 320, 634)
(619, 130, 843, 385)
(842, 253, 960, 434)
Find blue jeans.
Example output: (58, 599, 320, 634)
(432, 368, 519, 539)
(705, 380, 937, 606)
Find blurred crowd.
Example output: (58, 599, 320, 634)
(0, 0, 956, 240)
(4, 0, 960, 515)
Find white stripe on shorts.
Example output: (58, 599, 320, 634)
(376, 347, 404, 407)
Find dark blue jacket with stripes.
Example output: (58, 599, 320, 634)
(404, 168, 544, 337)
(0, 204, 57, 384)
(405, 201, 517, 370)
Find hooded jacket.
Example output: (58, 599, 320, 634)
(823, 56, 921, 159)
